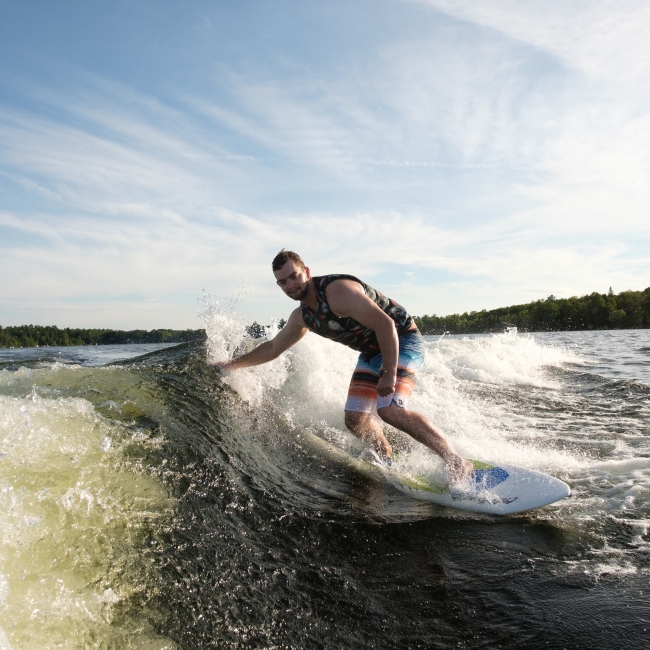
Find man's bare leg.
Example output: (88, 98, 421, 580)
(344, 411, 392, 458)
(377, 403, 473, 480)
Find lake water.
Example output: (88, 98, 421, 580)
(0, 323, 648, 648)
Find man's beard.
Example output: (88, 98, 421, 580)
(289, 284, 310, 301)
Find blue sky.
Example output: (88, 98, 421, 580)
(1, 0, 649, 329)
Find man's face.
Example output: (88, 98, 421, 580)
(274, 260, 311, 301)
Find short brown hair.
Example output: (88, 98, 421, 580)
(272, 249, 305, 271)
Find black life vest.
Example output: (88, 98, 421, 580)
(300, 274, 417, 360)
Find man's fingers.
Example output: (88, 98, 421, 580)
(376, 379, 396, 397)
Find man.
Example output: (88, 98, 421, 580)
(215, 250, 472, 480)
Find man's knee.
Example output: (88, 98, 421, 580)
(345, 410, 371, 433)
(377, 403, 403, 426)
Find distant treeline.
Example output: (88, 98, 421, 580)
(413, 287, 650, 335)
(0, 325, 206, 349)
(3, 287, 648, 347)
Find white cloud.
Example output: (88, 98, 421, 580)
(411, 0, 650, 82)
(2, 191, 647, 328)
(189, 7, 650, 226)
(0, 110, 202, 213)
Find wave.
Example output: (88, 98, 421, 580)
(1, 319, 648, 647)
(201, 305, 650, 568)
(203, 305, 588, 473)
(0, 387, 175, 648)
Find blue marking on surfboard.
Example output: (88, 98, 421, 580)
(472, 466, 509, 490)
(449, 466, 515, 504)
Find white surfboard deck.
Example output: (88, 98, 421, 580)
(360, 457, 571, 515)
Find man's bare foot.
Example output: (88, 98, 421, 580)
(358, 448, 392, 468)
(375, 439, 392, 459)
(445, 455, 473, 482)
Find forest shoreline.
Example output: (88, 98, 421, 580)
(2, 286, 649, 348)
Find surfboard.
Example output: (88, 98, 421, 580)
(360, 457, 571, 515)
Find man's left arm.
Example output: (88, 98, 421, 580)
(326, 281, 399, 397)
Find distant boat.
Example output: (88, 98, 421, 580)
(496, 323, 518, 335)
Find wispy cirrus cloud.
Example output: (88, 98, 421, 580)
(409, 0, 650, 82)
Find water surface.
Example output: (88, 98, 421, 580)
(0, 326, 648, 648)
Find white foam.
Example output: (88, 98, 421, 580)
(200, 296, 249, 365)
(563, 558, 641, 580)
(0, 628, 12, 650)
(594, 457, 650, 474)
(0, 574, 8, 606)
(404, 336, 589, 473)
(201, 300, 292, 405)
(426, 334, 583, 387)
(203, 305, 650, 566)
(202, 304, 585, 474)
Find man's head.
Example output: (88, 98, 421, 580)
(272, 249, 305, 272)
(272, 249, 311, 301)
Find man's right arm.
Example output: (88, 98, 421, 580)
(213, 308, 308, 371)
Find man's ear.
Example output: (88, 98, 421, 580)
(305, 266, 311, 279)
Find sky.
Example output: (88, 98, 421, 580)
(1, 0, 649, 329)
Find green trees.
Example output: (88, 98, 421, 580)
(2, 286, 649, 347)
(96, 329, 205, 344)
(414, 287, 650, 335)
(0, 326, 206, 348)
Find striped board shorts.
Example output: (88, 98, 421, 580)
(344, 331, 426, 413)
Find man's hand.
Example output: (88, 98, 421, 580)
(446, 455, 474, 482)
(209, 308, 308, 372)
(377, 371, 396, 397)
